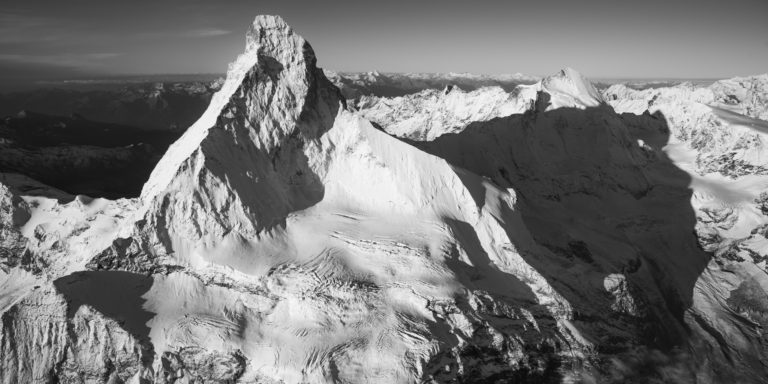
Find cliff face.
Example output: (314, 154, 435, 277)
(1, 15, 767, 384)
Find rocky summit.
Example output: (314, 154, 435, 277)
(1, 15, 768, 384)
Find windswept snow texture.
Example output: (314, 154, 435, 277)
(1, 14, 768, 384)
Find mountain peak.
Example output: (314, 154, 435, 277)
(557, 66, 585, 79)
(539, 67, 603, 108)
(140, 14, 339, 204)
(245, 15, 315, 65)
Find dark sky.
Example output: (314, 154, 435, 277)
(1, 0, 766, 84)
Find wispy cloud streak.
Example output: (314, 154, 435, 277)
(183, 28, 232, 37)
(0, 52, 124, 69)
(135, 28, 232, 39)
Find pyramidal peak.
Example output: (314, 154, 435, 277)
(102, 14, 345, 272)
(140, 15, 340, 202)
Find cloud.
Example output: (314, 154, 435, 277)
(0, 52, 123, 69)
(0, 11, 230, 47)
(182, 28, 232, 38)
(135, 28, 232, 39)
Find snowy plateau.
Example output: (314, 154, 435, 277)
(2, 15, 768, 384)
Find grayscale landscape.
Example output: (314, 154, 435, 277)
(1, 1, 767, 383)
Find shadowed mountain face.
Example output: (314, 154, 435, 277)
(409, 92, 724, 381)
(53, 271, 155, 364)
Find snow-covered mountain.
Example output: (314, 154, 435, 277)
(325, 70, 538, 99)
(604, 75, 768, 178)
(355, 67, 604, 141)
(1, 15, 768, 383)
(354, 86, 523, 140)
